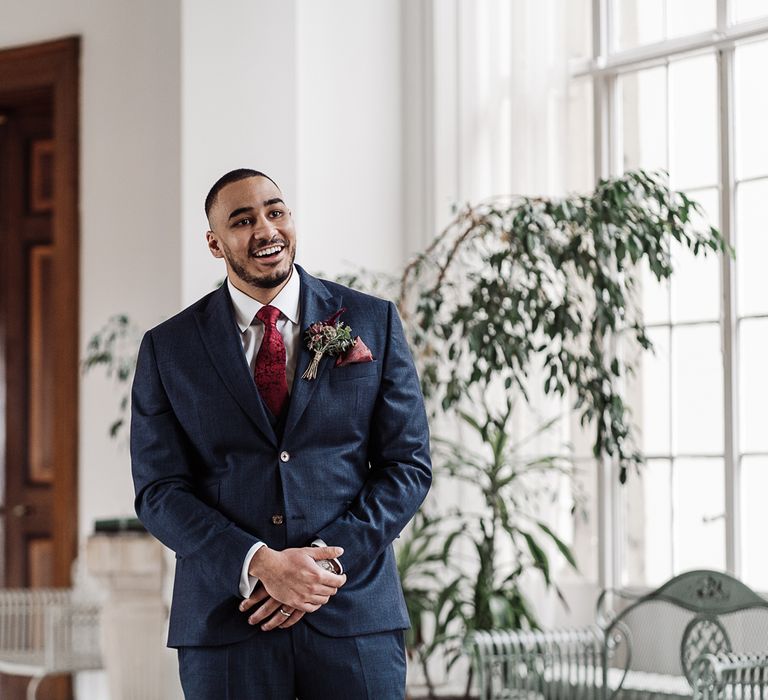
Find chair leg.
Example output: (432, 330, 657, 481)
(27, 675, 43, 700)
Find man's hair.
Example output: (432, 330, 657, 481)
(204, 168, 280, 219)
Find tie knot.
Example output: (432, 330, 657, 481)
(256, 305, 281, 327)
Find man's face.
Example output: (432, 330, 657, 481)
(206, 176, 297, 292)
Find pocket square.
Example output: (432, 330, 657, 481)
(335, 337, 374, 367)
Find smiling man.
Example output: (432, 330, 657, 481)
(130, 169, 432, 699)
(207, 173, 296, 291)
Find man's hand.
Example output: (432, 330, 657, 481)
(246, 545, 346, 616)
(239, 583, 306, 630)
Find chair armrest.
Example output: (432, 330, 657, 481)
(693, 652, 768, 699)
(595, 587, 644, 629)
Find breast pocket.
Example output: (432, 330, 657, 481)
(328, 361, 379, 383)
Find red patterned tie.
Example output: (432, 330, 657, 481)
(254, 305, 289, 417)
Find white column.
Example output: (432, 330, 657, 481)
(87, 534, 182, 700)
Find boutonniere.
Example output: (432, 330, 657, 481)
(301, 308, 355, 380)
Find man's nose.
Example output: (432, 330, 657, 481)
(252, 215, 278, 237)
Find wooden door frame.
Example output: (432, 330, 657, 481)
(0, 37, 80, 586)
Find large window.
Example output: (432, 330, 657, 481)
(576, 0, 768, 589)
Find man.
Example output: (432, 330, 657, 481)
(130, 168, 432, 699)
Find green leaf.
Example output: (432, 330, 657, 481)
(520, 530, 551, 586)
(537, 521, 578, 570)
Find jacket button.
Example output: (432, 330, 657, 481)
(271, 514, 284, 525)
(280, 451, 290, 463)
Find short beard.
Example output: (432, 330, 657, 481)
(224, 245, 296, 290)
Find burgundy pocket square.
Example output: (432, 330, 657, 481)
(335, 337, 374, 367)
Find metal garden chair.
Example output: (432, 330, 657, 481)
(0, 588, 102, 700)
(467, 570, 768, 699)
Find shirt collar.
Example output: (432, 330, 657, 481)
(227, 265, 301, 332)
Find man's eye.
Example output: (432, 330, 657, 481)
(269, 210, 283, 218)
(237, 218, 252, 226)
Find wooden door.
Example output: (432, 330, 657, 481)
(0, 38, 80, 700)
(0, 92, 59, 589)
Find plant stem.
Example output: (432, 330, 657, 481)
(420, 650, 436, 699)
(464, 665, 474, 699)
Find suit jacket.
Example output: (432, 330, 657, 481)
(130, 265, 432, 647)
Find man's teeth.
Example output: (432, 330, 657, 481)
(253, 245, 283, 258)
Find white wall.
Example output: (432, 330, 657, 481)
(181, 0, 405, 303)
(295, 0, 404, 278)
(181, 0, 299, 305)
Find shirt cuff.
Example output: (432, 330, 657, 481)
(239, 542, 267, 598)
(311, 538, 344, 575)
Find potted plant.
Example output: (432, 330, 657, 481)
(393, 170, 727, 697)
(82, 313, 141, 440)
(397, 169, 727, 484)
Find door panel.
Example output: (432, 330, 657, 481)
(1, 94, 57, 590)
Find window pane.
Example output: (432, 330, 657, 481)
(641, 327, 671, 456)
(733, 0, 768, 24)
(741, 456, 768, 590)
(670, 188, 720, 324)
(740, 318, 768, 453)
(612, 0, 665, 52)
(673, 458, 725, 573)
(736, 178, 768, 316)
(667, 0, 716, 39)
(642, 261, 671, 325)
(612, 0, 716, 51)
(620, 66, 668, 173)
(672, 324, 723, 455)
(669, 54, 718, 190)
(735, 41, 768, 181)
(622, 459, 672, 587)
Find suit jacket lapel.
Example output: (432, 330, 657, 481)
(283, 266, 342, 439)
(194, 284, 278, 447)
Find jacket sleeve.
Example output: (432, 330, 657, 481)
(315, 301, 432, 575)
(130, 329, 261, 597)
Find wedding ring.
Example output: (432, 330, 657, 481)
(278, 608, 291, 618)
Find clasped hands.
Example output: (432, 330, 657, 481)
(239, 545, 346, 631)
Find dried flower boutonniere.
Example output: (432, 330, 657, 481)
(301, 308, 355, 380)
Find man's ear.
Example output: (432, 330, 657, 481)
(206, 231, 224, 259)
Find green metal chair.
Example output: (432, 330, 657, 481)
(467, 570, 768, 699)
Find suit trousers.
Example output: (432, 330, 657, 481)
(177, 622, 407, 700)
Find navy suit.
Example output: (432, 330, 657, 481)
(130, 265, 432, 696)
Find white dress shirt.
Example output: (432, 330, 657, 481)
(228, 268, 339, 598)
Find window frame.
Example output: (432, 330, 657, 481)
(574, 0, 768, 590)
